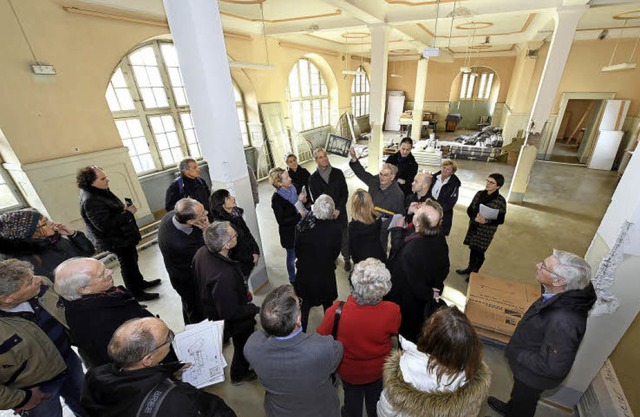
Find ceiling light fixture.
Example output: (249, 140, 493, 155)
(231, 3, 275, 71)
(423, 0, 441, 58)
(602, 18, 639, 72)
(342, 35, 366, 76)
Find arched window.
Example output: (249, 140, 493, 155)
(287, 58, 329, 132)
(106, 40, 250, 175)
(351, 68, 370, 117)
(459, 68, 495, 100)
(234, 83, 250, 147)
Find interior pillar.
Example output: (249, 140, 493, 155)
(507, 5, 587, 204)
(163, 0, 267, 291)
(411, 58, 429, 142)
(546, 148, 640, 408)
(367, 23, 390, 174)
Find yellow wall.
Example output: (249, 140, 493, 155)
(553, 38, 640, 116)
(0, 0, 167, 164)
(386, 56, 515, 103)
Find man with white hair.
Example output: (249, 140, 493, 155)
(386, 202, 449, 342)
(54, 257, 153, 369)
(487, 250, 597, 417)
(349, 147, 405, 252)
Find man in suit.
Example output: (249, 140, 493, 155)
(244, 284, 343, 417)
(307, 148, 351, 271)
(158, 197, 208, 325)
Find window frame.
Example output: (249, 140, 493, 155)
(287, 58, 330, 132)
(459, 69, 496, 101)
(0, 164, 26, 213)
(106, 40, 251, 176)
(351, 67, 370, 117)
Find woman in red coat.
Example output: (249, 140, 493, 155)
(317, 258, 401, 417)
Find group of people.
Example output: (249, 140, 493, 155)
(0, 147, 598, 417)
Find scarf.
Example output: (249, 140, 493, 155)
(318, 165, 332, 184)
(277, 185, 298, 206)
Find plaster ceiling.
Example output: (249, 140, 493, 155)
(60, 0, 640, 60)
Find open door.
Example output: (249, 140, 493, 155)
(587, 100, 630, 170)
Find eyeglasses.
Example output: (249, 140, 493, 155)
(537, 260, 564, 280)
(149, 329, 175, 356)
(486, 179, 497, 185)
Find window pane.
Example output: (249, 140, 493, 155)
(105, 85, 120, 112)
(302, 100, 312, 130)
(148, 115, 182, 167)
(485, 73, 494, 99)
(115, 89, 135, 110)
(160, 44, 179, 67)
(153, 88, 169, 107)
(478, 73, 487, 100)
(288, 68, 300, 99)
(460, 74, 468, 99)
(291, 101, 302, 132)
(111, 68, 127, 88)
(114, 118, 155, 174)
(188, 143, 202, 159)
(466, 74, 476, 99)
(322, 98, 329, 124)
(0, 173, 20, 209)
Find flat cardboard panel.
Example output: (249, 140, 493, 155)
(465, 273, 541, 343)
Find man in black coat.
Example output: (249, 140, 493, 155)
(81, 317, 237, 417)
(192, 221, 259, 385)
(385, 137, 419, 196)
(165, 158, 212, 214)
(54, 257, 154, 369)
(487, 250, 597, 417)
(386, 203, 449, 342)
(158, 198, 208, 325)
(403, 172, 432, 224)
(307, 148, 351, 270)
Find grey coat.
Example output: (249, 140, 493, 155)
(349, 160, 405, 215)
(244, 331, 343, 417)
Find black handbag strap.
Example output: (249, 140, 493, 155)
(332, 301, 346, 339)
(136, 378, 177, 417)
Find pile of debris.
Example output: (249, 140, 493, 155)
(455, 126, 504, 148)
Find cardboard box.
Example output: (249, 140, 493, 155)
(464, 273, 541, 344)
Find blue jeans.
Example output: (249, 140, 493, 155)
(23, 351, 87, 417)
(286, 248, 296, 283)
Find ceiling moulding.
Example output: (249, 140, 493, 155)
(417, 14, 535, 39)
(384, 0, 457, 5)
(63, 6, 252, 40)
(63, 6, 168, 27)
(220, 0, 266, 4)
(278, 41, 340, 57)
(219, 9, 342, 23)
(229, 61, 275, 70)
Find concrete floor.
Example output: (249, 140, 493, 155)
(37, 147, 619, 417)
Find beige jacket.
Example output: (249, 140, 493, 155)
(0, 278, 68, 409)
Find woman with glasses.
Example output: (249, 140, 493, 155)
(0, 208, 94, 280)
(426, 159, 461, 236)
(456, 173, 507, 280)
(210, 189, 260, 279)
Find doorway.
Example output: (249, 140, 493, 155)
(550, 99, 600, 164)
(544, 92, 616, 164)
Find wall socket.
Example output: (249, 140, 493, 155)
(30, 65, 56, 75)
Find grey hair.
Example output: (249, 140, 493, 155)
(381, 163, 398, 178)
(174, 198, 200, 224)
(53, 258, 93, 301)
(108, 318, 159, 369)
(313, 147, 327, 160)
(312, 194, 335, 220)
(350, 258, 392, 305)
(0, 259, 34, 297)
(414, 199, 443, 236)
(260, 284, 300, 337)
(178, 157, 197, 172)
(552, 249, 592, 291)
(204, 221, 233, 253)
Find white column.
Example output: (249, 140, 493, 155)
(367, 24, 390, 174)
(163, 0, 267, 290)
(545, 149, 640, 408)
(507, 5, 587, 204)
(411, 58, 429, 142)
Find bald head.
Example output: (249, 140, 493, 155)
(414, 204, 442, 236)
(412, 172, 433, 195)
(108, 317, 170, 369)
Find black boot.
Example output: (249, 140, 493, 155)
(456, 267, 471, 275)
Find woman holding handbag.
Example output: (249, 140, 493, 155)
(317, 258, 401, 417)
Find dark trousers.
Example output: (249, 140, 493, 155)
(468, 247, 486, 273)
(506, 378, 544, 417)
(301, 300, 332, 332)
(342, 379, 383, 417)
(339, 215, 350, 261)
(225, 319, 255, 380)
(111, 245, 145, 294)
(170, 279, 204, 325)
